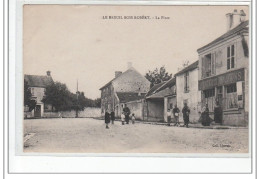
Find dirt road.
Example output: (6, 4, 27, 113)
(23, 118, 248, 153)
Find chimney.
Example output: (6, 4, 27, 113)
(127, 62, 133, 69)
(226, 9, 246, 31)
(115, 71, 122, 78)
(240, 10, 246, 22)
(46, 71, 51, 76)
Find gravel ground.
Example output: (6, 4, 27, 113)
(23, 118, 249, 153)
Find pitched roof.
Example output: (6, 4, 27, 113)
(174, 61, 199, 76)
(116, 92, 146, 103)
(99, 67, 135, 90)
(155, 77, 176, 92)
(145, 82, 166, 97)
(24, 75, 54, 88)
(197, 20, 249, 52)
(146, 87, 175, 99)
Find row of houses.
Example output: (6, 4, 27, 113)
(100, 9, 249, 126)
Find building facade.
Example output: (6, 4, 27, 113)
(145, 78, 176, 122)
(24, 71, 54, 117)
(175, 61, 201, 123)
(99, 63, 150, 117)
(197, 9, 249, 126)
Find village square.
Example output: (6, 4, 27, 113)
(23, 8, 249, 153)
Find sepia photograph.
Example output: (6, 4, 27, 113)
(22, 5, 250, 154)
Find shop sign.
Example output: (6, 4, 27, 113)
(198, 68, 244, 90)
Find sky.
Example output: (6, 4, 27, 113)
(23, 5, 249, 99)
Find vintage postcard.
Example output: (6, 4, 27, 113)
(21, 4, 251, 155)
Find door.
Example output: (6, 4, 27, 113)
(35, 105, 41, 117)
(215, 87, 223, 124)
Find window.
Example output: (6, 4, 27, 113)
(31, 88, 34, 96)
(227, 45, 235, 70)
(225, 83, 238, 109)
(202, 53, 216, 78)
(206, 54, 212, 77)
(226, 83, 237, 93)
(204, 88, 215, 98)
(184, 72, 189, 93)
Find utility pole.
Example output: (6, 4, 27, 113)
(76, 79, 79, 118)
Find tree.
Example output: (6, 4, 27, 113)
(145, 66, 172, 88)
(42, 82, 96, 112)
(93, 98, 101, 108)
(24, 79, 36, 111)
(42, 82, 74, 111)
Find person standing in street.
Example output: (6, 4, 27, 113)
(131, 113, 136, 124)
(105, 110, 110, 129)
(173, 104, 180, 126)
(214, 101, 223, 124)
(182, 103, 190, 128)
(110, 111, 115, 124)
(123, 105, 131, 124)
(201, 104, 210, 126)
(121, 112, 125, 125)
(167, 109, 172, 126)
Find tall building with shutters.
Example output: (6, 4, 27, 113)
(197, 9, 249, 126)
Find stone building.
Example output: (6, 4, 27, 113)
(197, 9, 249, 126)
(99, 63, 150, 117)
(175, 61, 201, 123)
(24, 71, 54, 117)
(144, 77, 176, 122)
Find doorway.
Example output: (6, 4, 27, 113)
(34, 105, 41, 117)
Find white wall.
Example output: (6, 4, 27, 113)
(30, 87, 45, 104)
(176, 68, 201, 123)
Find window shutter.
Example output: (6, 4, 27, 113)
(212, 52, 216, 75)
(201, 57, 205, 78)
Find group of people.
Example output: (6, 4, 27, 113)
(200, 102, 223, 126)
(167, 103, 190, 128)
(104, 105, 136, 129)
(105, 102, 222, 129)
(167, 102, 222, 127)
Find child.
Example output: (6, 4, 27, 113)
(121, 112, 125, 125)
(131, 113, 136, 124)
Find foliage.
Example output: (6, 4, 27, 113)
(145, 66, 172, 88)
(42, 82, 101, 112)
(24, 80, 36, 112)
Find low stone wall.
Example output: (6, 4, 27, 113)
(25, 107, 102, 119)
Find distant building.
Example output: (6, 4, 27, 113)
(145, 77, 176, 122)
(175, 61, 201, 123)
(197, 9, 249, 126)
(24, 71, 54, 117)
(99, 63, 150, 117)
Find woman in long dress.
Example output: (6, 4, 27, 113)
(201, 104, 210, 126)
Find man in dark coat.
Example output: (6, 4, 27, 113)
(214, 101, 223, 124)
(110, 111, 115, 124)
(123, 105, 131, 124)
(105, 110, 110, 129)
(182, 103, 190, 128)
